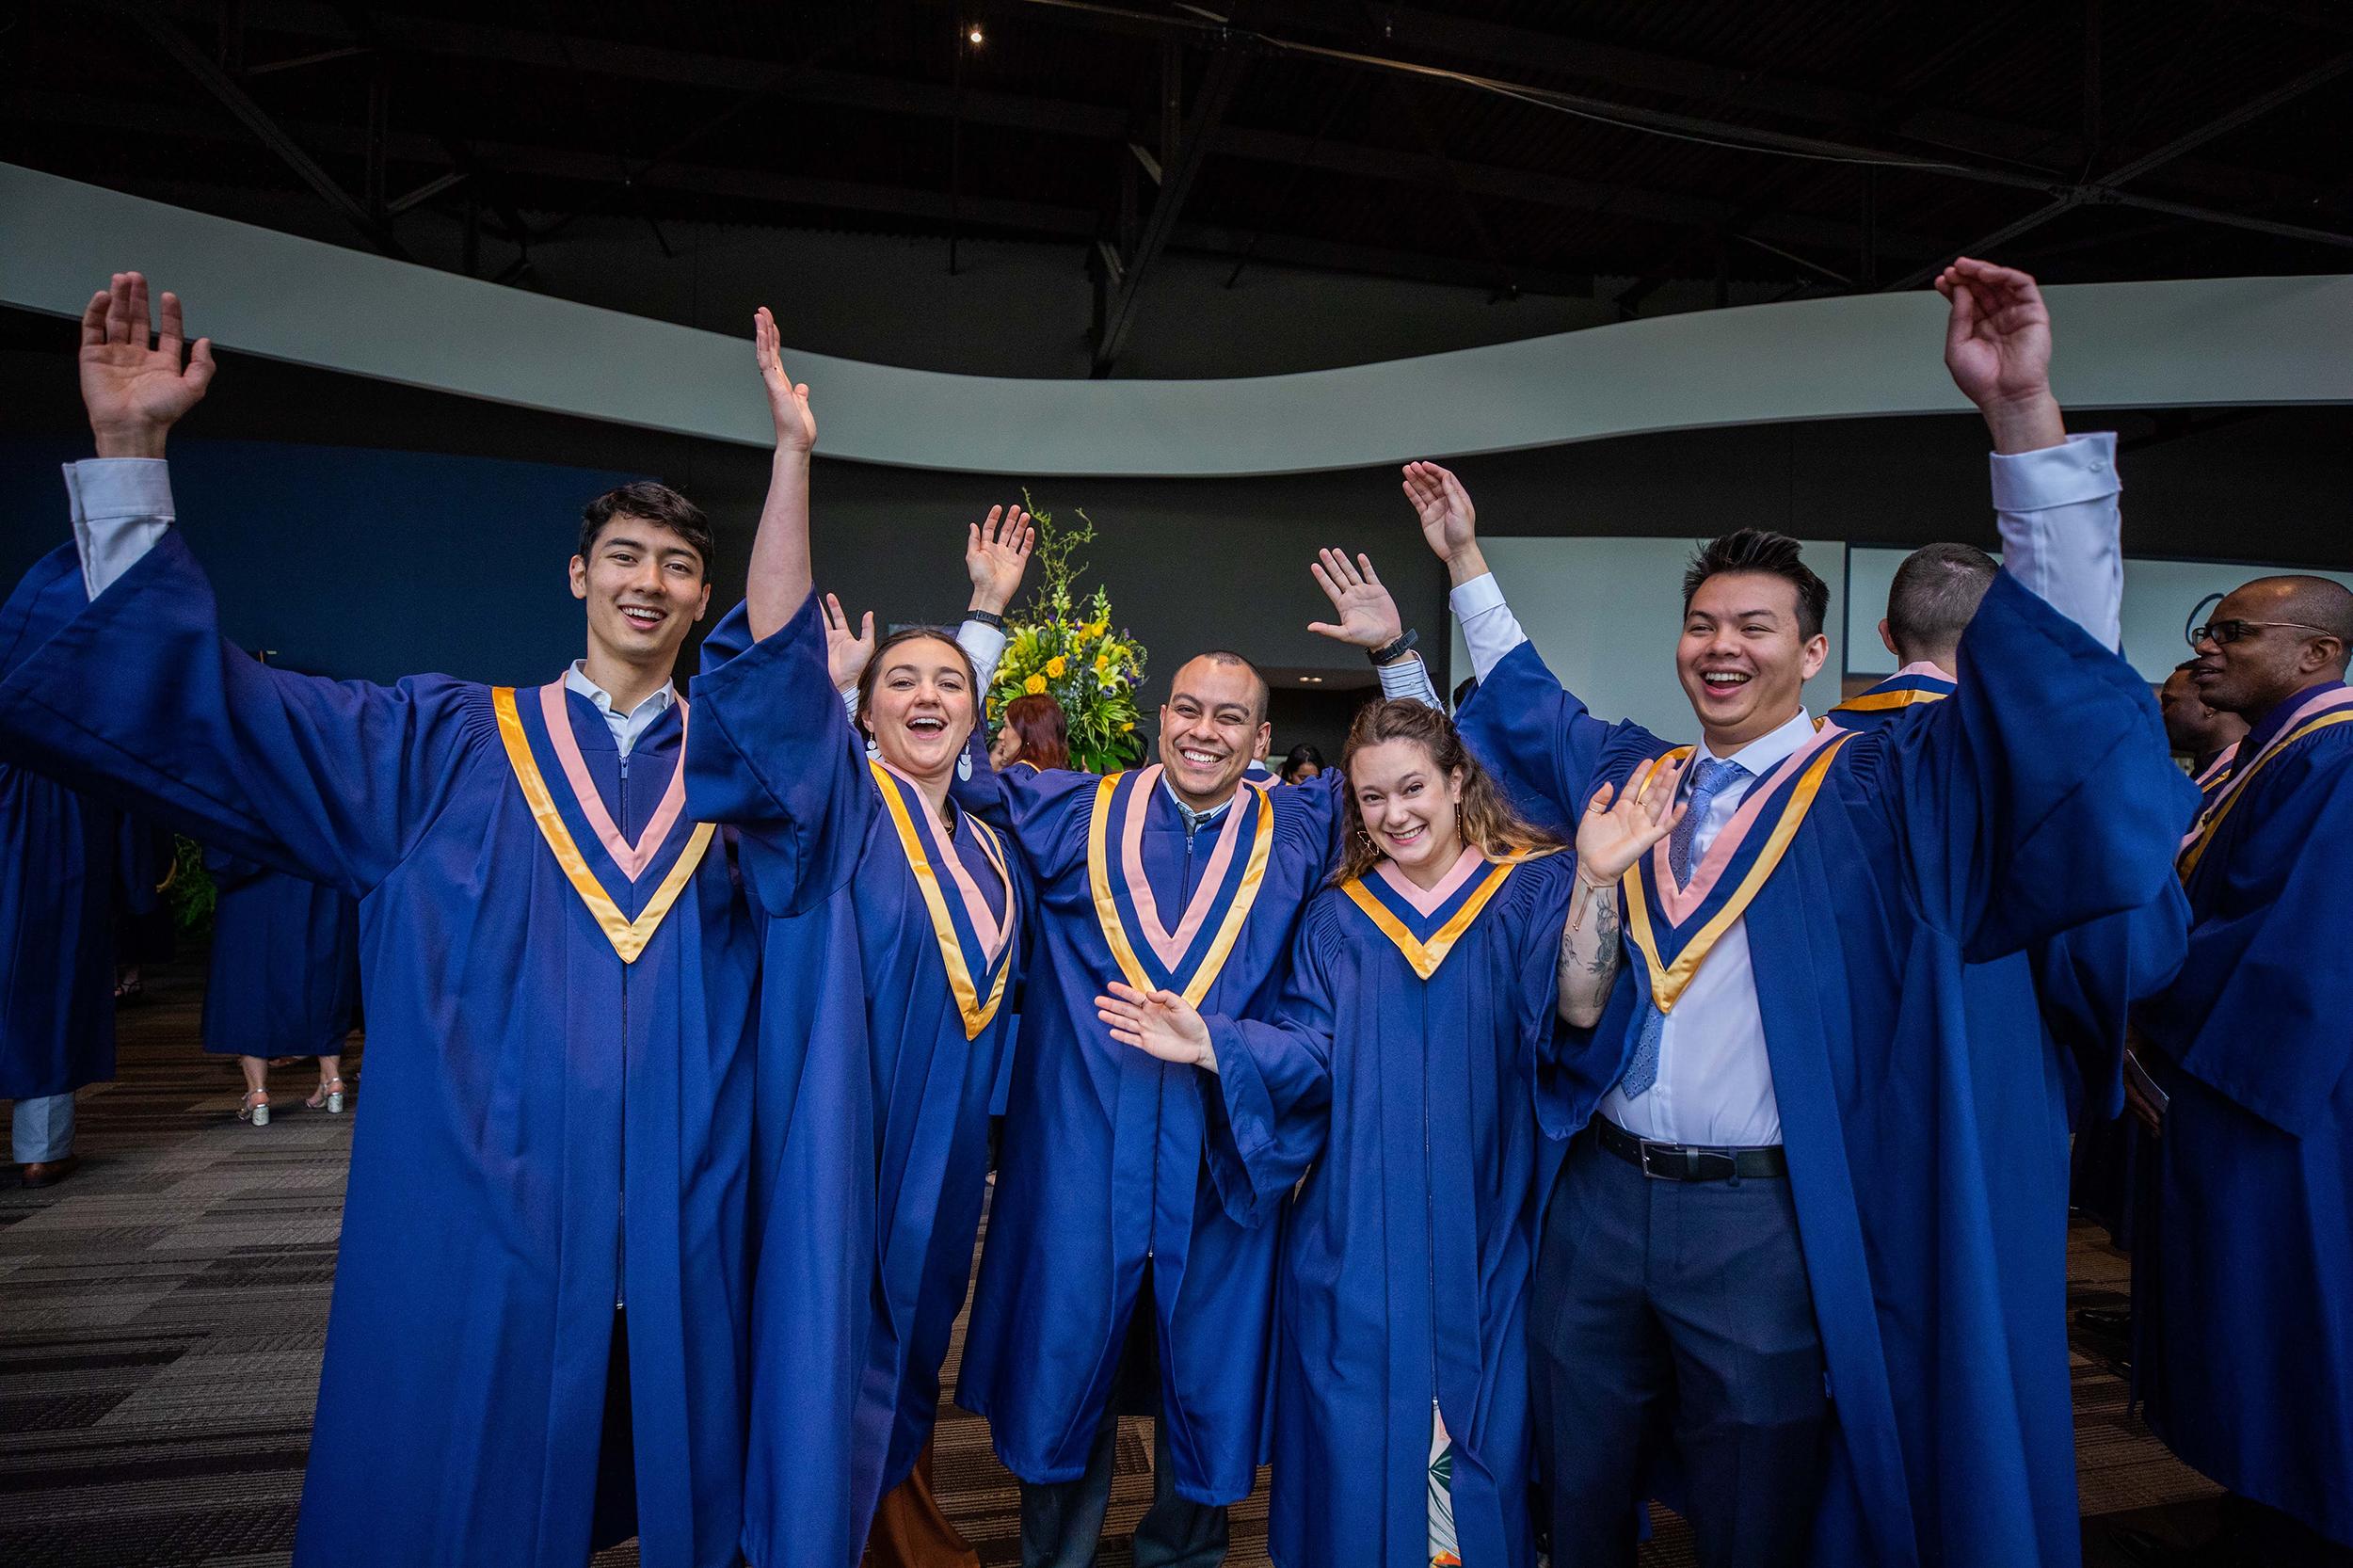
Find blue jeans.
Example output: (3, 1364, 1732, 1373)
(1018, 1413, 1225, 1568)
(11, 1094, 75, 1162)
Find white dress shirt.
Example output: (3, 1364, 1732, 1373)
(1448, 432, 2123, 1146)
(563, 663, 676, 760)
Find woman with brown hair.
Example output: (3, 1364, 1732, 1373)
(1097, 698, 1683, 1568)
(988, 692, 1069, 773)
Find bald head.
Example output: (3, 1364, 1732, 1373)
(2187, 575, 2353, 718)
(2253, 575, 2353, 659)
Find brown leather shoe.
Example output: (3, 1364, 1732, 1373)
(20, 1156, 80, 1189)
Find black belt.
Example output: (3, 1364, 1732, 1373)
(1594, 1117, 1787, 1182)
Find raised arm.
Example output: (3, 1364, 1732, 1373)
(0, 276, 472, 897)
(959, 503, 1033, 690)
(1305, 548, 1441, 707)
(1891, 264, 2191, 952)
(1558, 756, 1687, 1027)
(1938, 257, 2121, 648)
(684, 317, 871, 915)
(745, 306, 817, 642)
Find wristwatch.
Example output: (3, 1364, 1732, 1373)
(1368, 628, 1419, 666)
(965, 608, 1006, 630)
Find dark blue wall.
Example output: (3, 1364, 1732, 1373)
(0, 438, 644, 685)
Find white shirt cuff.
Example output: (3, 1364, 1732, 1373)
(958, 619, 1008, 692)
(63, 458, 175, 601)
(1991, 432, 2123, 651)
(1447, 572, 1530, 684)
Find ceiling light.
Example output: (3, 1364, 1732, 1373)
(967, 24, 984, 45)
(1299, 675, 1323, 683)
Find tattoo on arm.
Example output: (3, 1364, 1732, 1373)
(1558, 886, 1624, 1024)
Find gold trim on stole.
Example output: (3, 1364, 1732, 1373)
(491, 687, 715, 964)
(1621, 735, 1849, 1013)
(1340, 860, 1517, 981)
(870, 760, 1014, 1040)
(2176, 709, 2353, 881)
(1087, 773, 1274, 1007)
(1832, 686, 1950, 714)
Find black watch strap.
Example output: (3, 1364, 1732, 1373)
(965, 608, 1006, 630)
(1368, 628, 1419, 666)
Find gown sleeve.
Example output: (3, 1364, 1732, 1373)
(683, 593, 873, 919)
(948, 731, 1104, 886)
(1195, 897, 1341, 1228)
(0, 529, 485, 901)
(1877, 569, 2197, 961)
(1452, 640, 1669, 834)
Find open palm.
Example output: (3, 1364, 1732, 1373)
(968, 504, 1035, 613)
(1577, 755, 1689, 883)
(80, 274, 214, 453)
(1096, 982, 1212, 1068)
(1307, 548, 1402, 649)
(753, 306, 816, 452)
(823, 593, 876, 691)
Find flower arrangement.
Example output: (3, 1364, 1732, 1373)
(988, 491, 1149, 773)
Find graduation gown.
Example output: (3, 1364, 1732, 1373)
(1201, 851, 1577, 1568)
(200, 850, 361, 1060)
(949, 746, 1344, 1501)
(2135, 681, 2353, 1545)
(0, 761, 119, 1099)
(1457, 571, 2194, 1568)
(1829, 668, 2191, 1248)
(114, 813, 179, 967)
(0, 525, 759, 1568)
(686, 595, 1023, 1568)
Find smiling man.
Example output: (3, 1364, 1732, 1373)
(1389, 260, 2194, 1568)
(0, 274, 763, 1568)
(948, 554, 1438, 1567)
(2126, 576, 2353, 1564)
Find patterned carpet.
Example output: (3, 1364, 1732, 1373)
(1, 962, 2227, 1567)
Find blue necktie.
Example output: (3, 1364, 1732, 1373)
(1620, 757, 1746, 1100)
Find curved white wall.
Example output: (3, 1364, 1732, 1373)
(6, 162, 2350, 477)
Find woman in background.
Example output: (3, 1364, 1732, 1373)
(1278, 743, 1325, 784)
(204, 850, 360, 1128)
(989, 692, 1069, 773)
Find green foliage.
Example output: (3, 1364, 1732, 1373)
(168, 835, 216, 939)
(986, 490, 1150, 774)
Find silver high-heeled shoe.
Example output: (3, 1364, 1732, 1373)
(308, 1077, 345, 1114)
(239, 1090, 270, 1128)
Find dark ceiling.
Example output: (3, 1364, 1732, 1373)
(6, 0, 2350, 375)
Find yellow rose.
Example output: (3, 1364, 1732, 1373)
(1024, 674, 1048, 695)
(1120, 720, 1135, 732)
(1046, 656, 1067, 679)
(1095, 653, 1114, 678)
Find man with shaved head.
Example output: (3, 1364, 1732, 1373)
(2128, 573, 2353, 1562)
(951, 552, 1438, 1566)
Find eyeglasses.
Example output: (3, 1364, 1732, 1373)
(2186, 617, 2341, 648)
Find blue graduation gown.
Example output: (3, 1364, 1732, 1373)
(0, 530, 759, 1568)
(687, 595, 1023, 1568)
(1831, 671, 2191, 1249)
(0, 761, 119, 1099)
(948, 744, 1344, 1501)
(2136, 681, 2353, 1545)
(200, 850, 361, 1059)
(1201, 853, 1576, 1568)
(114, 813, 179, 965)
(1457, 571, 2194, 1568)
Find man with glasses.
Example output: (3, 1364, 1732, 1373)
(2123, 576, 2353, 1564)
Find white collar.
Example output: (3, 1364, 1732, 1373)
(1699, 705, 1816, 776)
(566, 660, 677, 722)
